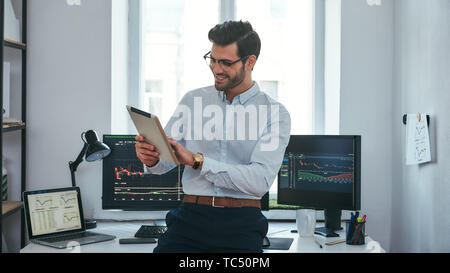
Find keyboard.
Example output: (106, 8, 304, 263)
(135, 225, 168, 238)
(41, 232, 94, 243)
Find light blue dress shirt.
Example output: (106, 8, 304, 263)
(145, 82, 291, 200)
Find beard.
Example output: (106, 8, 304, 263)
(214, 65, 246, 92)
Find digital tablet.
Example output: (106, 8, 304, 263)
(127, 106, 180, 165)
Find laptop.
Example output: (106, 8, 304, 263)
(23, 187, 116, 249)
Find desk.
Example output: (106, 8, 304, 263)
(20, 220, 384, 253)
(264, 222, 385, 253)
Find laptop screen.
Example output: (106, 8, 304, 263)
(25, 189, 83, 237)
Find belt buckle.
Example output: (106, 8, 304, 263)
(212, 197, 224, 208)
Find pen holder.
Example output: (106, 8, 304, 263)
(345, 220, 366, 245)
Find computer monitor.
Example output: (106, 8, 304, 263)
(102, 135, 184, 211)
(102, 135, 269, 211)
(277, 135, 361, 237)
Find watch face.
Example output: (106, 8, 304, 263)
(194, 154, 203, 161)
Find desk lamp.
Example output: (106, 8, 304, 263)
(68, 130, 111, 229)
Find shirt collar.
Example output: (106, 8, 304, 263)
(220, 82, 260, 105)
(238, 82, 260, 104)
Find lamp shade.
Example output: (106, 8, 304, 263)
(84, 130, 111, 162)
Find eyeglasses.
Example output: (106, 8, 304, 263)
(203, 51, 250, 69)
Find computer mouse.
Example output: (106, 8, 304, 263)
(262, 237, 270, 247)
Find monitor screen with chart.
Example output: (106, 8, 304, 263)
(102, 135, 184, 211)
(277, 135, 361, 237)
(278, 135, 361, 210)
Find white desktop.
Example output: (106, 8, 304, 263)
(22, 135, 384, 253)
(21, 220, 384, 253)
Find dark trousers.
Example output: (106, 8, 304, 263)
(153, 202, 268, 253)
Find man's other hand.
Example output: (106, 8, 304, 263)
(167, 138, 195, 167)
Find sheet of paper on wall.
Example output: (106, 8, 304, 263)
(405, 113, 431, 165)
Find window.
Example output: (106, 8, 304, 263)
(114, 0, 324, 212)
(236, 0, 315, 137)
(235, 0, 315, 200)
(141, 0, 219, 125)
(143, 80, 163, 117)
(259, 80, 279, 100)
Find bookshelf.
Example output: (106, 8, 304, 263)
(0, 0, 27, 253)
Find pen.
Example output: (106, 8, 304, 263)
(353, 214, 367, 244)
(347, 213, 355, 238)
(315, 239, 323, 249)
(351, 223, 361, 243)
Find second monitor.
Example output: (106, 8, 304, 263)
(277, 135, 361, 237)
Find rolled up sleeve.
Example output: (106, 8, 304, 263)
(144, 159, 176, 175)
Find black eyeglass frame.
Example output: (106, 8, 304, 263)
(203, 51, 250, 68)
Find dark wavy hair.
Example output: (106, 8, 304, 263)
(208, 20, 261, 61)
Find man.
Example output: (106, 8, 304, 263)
(135, 20, 291, 253)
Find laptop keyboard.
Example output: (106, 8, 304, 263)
(42, 232, 94, 243)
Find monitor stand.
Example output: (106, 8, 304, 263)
(314, 209, 342, 238)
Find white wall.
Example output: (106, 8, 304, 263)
(27, 0, 170, 225)
(27, 0, 112, 225)
(339, 0, 394, 251)
(324, 0, 341, 135)
(391, 0, 450, 252)
(111, 0, 129, 134)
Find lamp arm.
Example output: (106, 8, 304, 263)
(69, 143, 88, 187)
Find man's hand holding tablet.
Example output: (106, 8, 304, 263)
(135, 136, 160, 168)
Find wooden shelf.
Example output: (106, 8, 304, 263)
(1, 0, 28, 252)
(2, 122, 26, 133)
(4, 39, 26, 50)
(1, 201, 24, 218)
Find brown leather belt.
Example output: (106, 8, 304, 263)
(183, 195, 261, 209)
